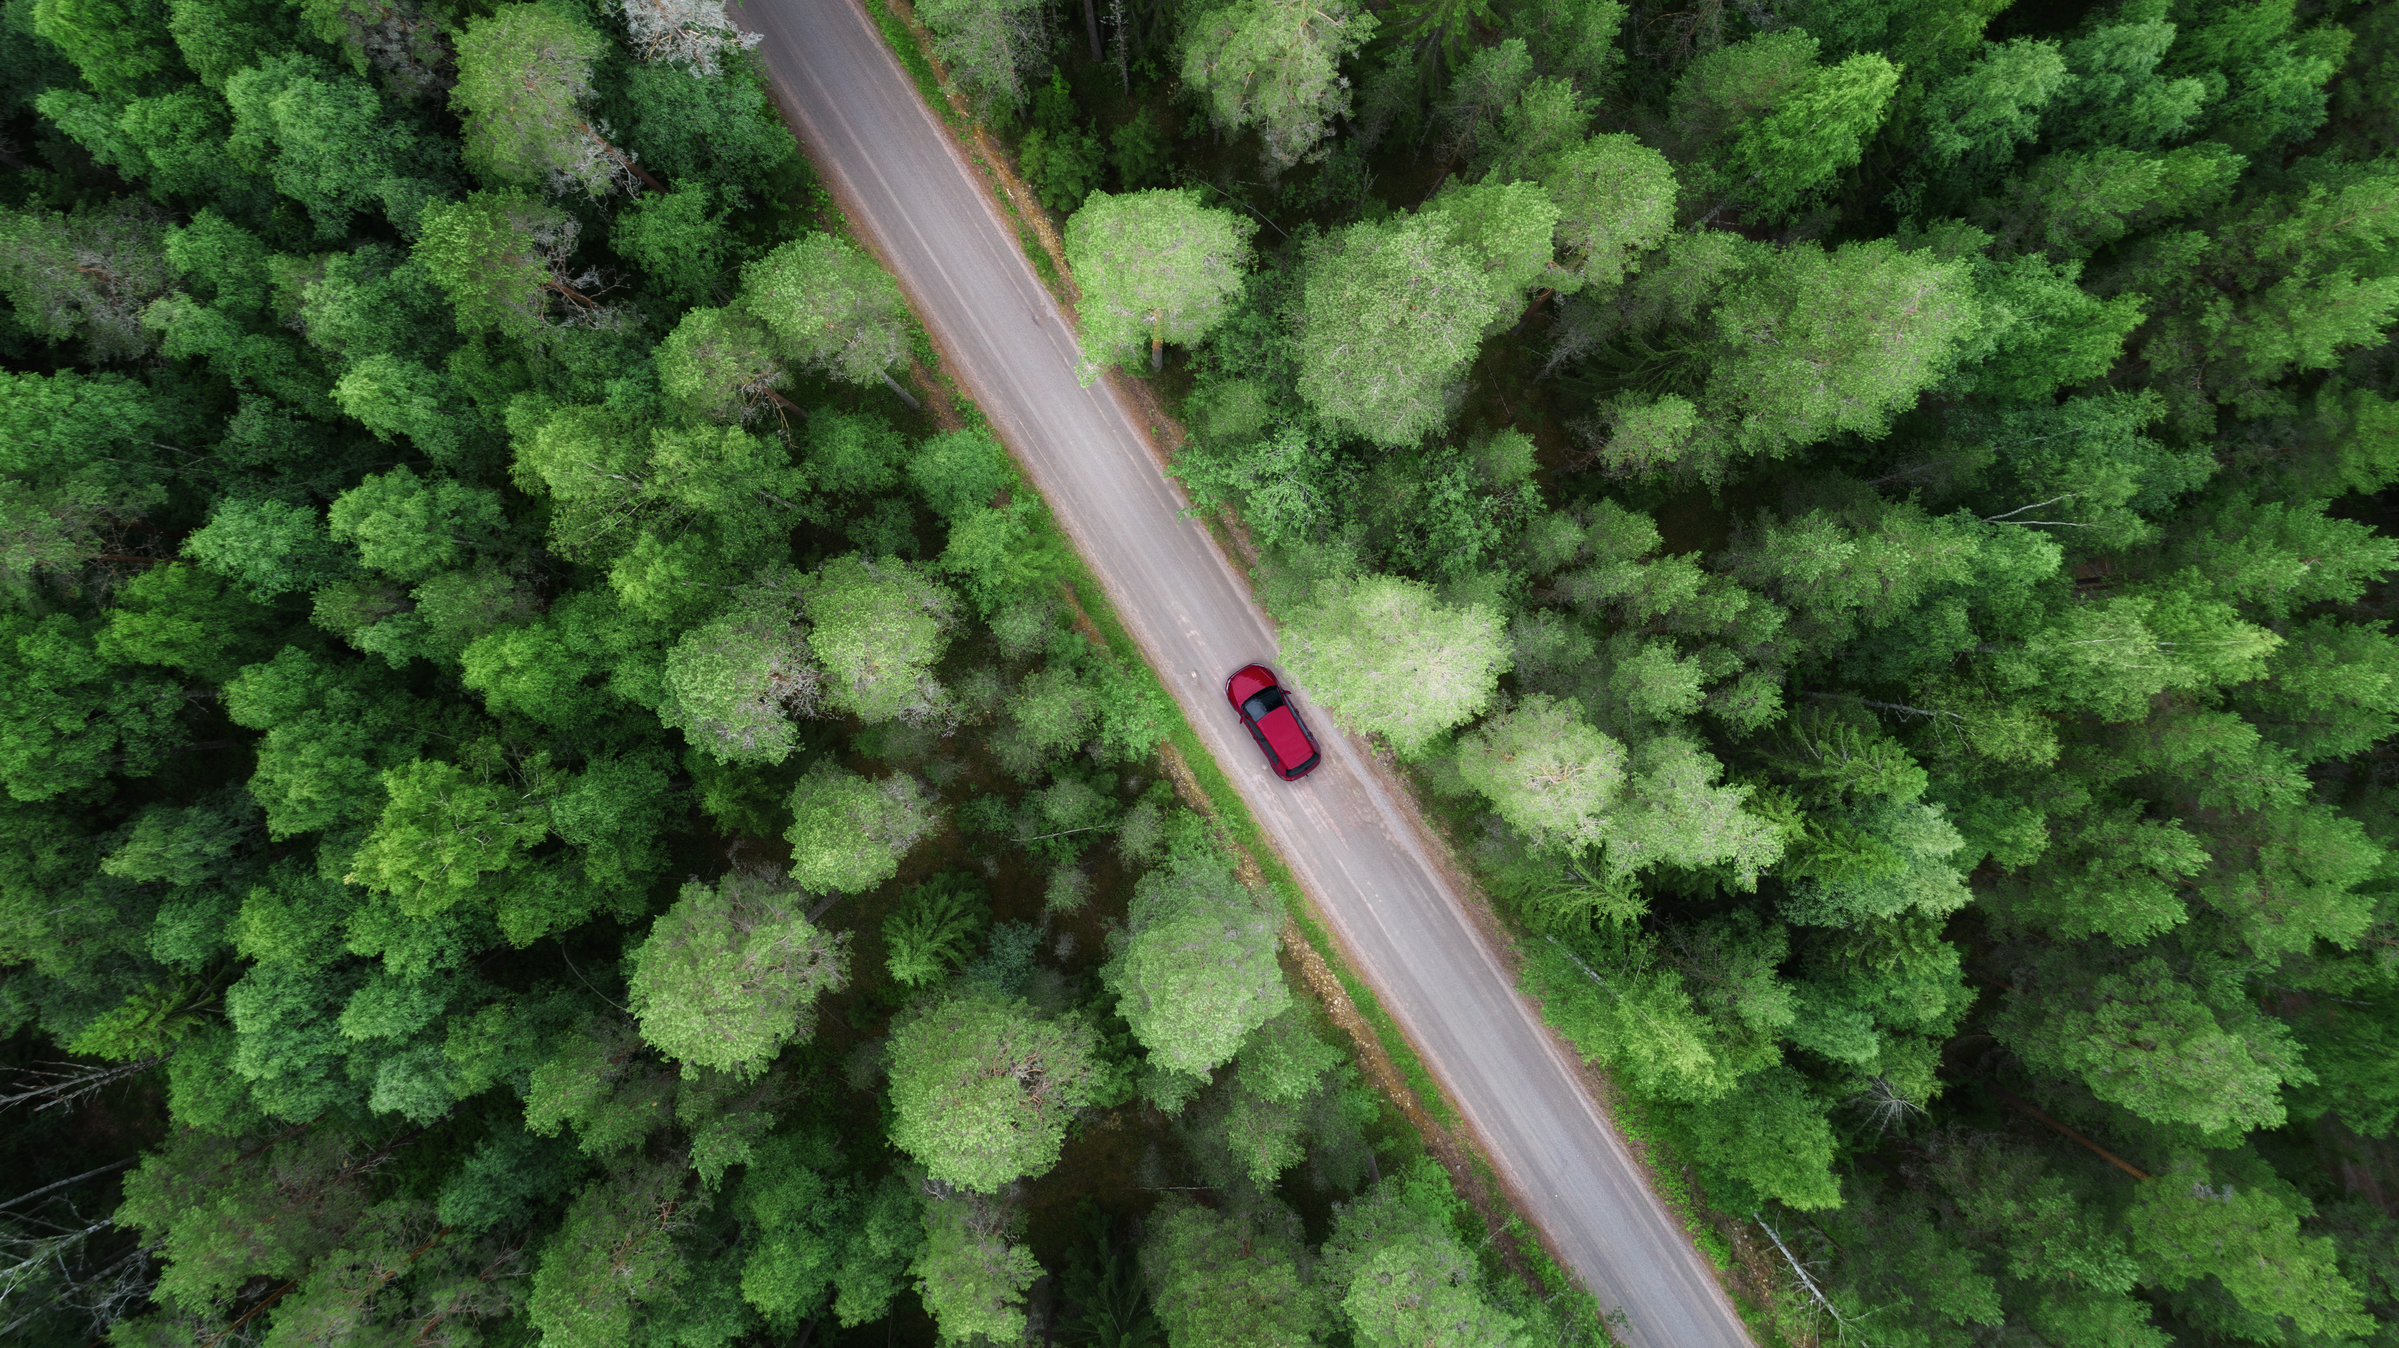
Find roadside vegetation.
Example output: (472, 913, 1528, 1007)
(896, 0, 2399, 1342)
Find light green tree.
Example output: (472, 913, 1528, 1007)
(804, 554, 960, 726)
(739, 233, 920, 405)
(1544, 134, 1677, 293)
(451, 2, 652, 196)
(887, 985, 1103, 1191)
(1454, 695, 1628, 852)
(914, 1189, 1044, 1344)
(1101, 848, 1288, 1083)
(626, 868, 849, 1078)
(1143, 1201, 1325, 1348)
(783, 761, 941, 895)
(1065, 189, 1255, 372)
(1282, 574, 1509, 758)
(327, 465, 505, 582)
(1180, 0, 1377, 173)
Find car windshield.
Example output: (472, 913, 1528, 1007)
(1242, 688, 1285, 720)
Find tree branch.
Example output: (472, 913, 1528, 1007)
(0, 1157, 137, 1213)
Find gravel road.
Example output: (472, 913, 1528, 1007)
(732, 5, 1757, 1343)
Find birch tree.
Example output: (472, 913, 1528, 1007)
(414, 190, 618, 338)
(452, 3, 658, 196)
(1100, 848, 1288, 1083)
(1454, 695, 1628, 853)
(1180, 0, 1376, 173)
(1282, 574, 1509, 757)
(626, 868, 849, 1078)
(613, 0, 760, 76)
(657, 305, 790, 424)
(1545, 134, 1677, 292)
(784, 762, 941, 895)
(1295, 213, 1496, 446)
(1064, 189, 1255, 373)
(739, 233, 921, 407)
(886, 986, 1104, 1191)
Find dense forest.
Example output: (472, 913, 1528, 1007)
(908, 0, 2397, 1342)
(4, 0, 2397, 1344)
(0, 2, 1599, 1347)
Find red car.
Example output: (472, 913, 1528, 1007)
(1226, 664, 1322, 780)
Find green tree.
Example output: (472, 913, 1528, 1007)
(615, 182, 741, 307)
(783, 761, 940, 895)
(527, 1160, 691, 1348)
(1282, 574, 1509, 758)
(0, 200, 176, 362)
(32, 0, 181, 97)
(345, 757, 553, 918)
(1922, 39, 2072, 178)
(914, 1189, 1044, 1343)
(1318, 1166, 1527, 1348)
(798, 553, 959, 725)
(328, 465, 505, 583)
(1454, 694, 1628, 852)
(0, 368, 172, 588)
(1179, 0, 1377, 173)
(1995, 953, 2308, 1135)
(1143, 1201, 1325, 1348)
(1295, 213, 1500, 446)
(883, 873, 990, 987)
(657, 306, 788, 424)
(886, 985, 1104, 1191)
(1101, 848, 1288, 1084)
(0, 611, 182, 802)
(627, 868, 850, 1078)
(451, 2, 648, 196)
(1978, 143, 2247, 261)
(2128, 1157, 2374, 1340)
(1701, 238, 1983, 471)
(223, 53, 432, 239)
(739, 233, 919, 403)
(1698, 45, 1899, 223)
(1065, 189, 1255, 372)
(415, 190, 603, 339)
(913, 0, 1046, 113)
(1544, 134, 1676, 293)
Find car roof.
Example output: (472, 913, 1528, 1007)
(1255, 704, 1314, 770)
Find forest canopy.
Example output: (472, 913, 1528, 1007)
(5, 0, 2399, 1346)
